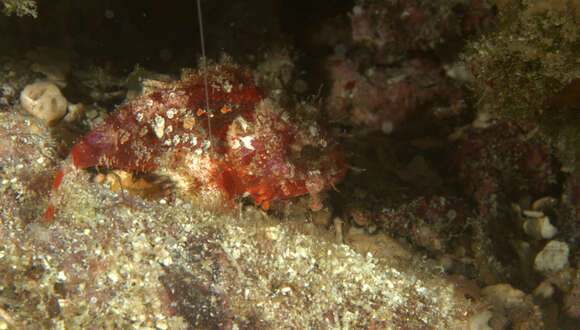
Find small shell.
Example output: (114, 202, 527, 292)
(522, 216, 558, 240)
(522, 209, 544, 218)
(531, 196, 558, 211)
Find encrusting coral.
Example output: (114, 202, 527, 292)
(1, 0, 37, 17)
(463, 0, 580, 168)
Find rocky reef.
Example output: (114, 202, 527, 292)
(1, 0, 579, 328)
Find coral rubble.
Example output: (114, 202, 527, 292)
(1, 141, 473, 327)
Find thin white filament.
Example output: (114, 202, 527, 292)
(196, 0, 212, 148)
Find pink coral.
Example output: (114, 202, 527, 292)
(351, 0, 494, 56)
(451, 122, 558, 215)
(327, 56, 463, 134)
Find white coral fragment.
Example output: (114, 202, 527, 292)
(20, 81, 68, 125)
(534, 240, 569, 273)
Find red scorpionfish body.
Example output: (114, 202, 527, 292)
(45, 58, 347, 220)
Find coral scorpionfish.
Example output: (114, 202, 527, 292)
(45, 58, 347, 220)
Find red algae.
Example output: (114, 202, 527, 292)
(46, 57, 347, 219)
